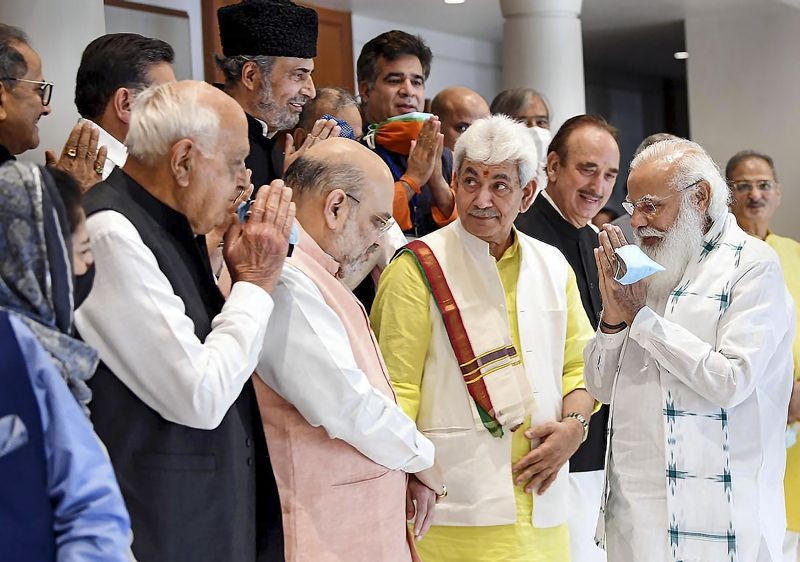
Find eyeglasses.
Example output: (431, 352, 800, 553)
(622, 179, 703, 217)
(234, 185, 248, 203)
(522, 116, 550, 129)
(0, 77, 54, 106)
(345, 193, 396, 234)
(728, 179, 776, 194)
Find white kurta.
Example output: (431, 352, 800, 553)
(256, 263, 434, 472)
(584, 214, 795, 562)
(75, 210, 273, 429)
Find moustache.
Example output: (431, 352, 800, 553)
(469, 208, 500, 218)
(635, 227, 666, 239)
(288, 95, 310, 106)
(746, 201, 765, 208)
(578, 189, 604, 199)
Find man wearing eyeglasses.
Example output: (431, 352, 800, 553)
(726, 150, 800, 562)
(0, 24, 52, 164)
(253, 138, 436, 562)
(584, 138, 794, 561)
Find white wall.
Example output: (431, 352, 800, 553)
(129, 0, 205, 80)
(0, 0, 106, 165)
(351, 14, 502, 105)
(686, 3, 800, 239)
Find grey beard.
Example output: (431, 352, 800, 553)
(634, 200, 705, 305)
(256, 97, 299, 131)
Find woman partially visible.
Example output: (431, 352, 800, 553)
(0, 161, 131, 561)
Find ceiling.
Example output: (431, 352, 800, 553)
(307, 0, 791, 79)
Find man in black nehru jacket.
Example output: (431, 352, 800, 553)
(216, 0, 324, 190)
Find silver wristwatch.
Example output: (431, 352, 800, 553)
(563, 412, 589, 443)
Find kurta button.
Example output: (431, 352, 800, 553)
(245, 438, 252, 448)
(247, 457, 254, 466)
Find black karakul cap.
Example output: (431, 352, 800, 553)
(218, 0, 318, 59)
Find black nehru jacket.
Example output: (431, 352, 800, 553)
(246, 113, 283, 190)
(515, 194, 609, 473)
(82, 168, 283, 561)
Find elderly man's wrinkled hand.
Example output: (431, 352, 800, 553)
(512, 420, 582, 495)
(223, 179, 295, 293)
(46, 120, 108, 193)
(595, 224, 646, 328)
(406, 475, 437, 541)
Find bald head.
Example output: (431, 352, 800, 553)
(285, 138, 395, 285)
(431, 86, 490, 151)
(287, 138, 392, 202)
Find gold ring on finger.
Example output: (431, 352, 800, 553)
(95, 165, 104, 175)
(66, 147, 78, 159)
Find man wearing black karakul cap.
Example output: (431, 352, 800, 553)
(217, 0, 329, 190)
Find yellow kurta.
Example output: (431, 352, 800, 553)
(765, 232, 800, 532)
(371, 234, 593, 562)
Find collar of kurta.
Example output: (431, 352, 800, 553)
(455, 218, 520, 263)
(89, 120, 127, 169)
(538, 190, 601, 238)
(294, 222, 340, 276)
(246, 112, 274, 140)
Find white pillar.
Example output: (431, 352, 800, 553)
(0, 0, 106, 165)
(685, 2, 800, 239)
(499, 0, 585, 131)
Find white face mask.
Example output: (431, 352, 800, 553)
(527, 126, 552, 196)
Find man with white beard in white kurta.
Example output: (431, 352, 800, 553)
(584, 138, 795, 562)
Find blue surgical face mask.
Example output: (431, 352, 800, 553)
(320, 113, 357, 141)
(613, 244, 665, 285)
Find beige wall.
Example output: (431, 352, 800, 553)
(686, 3, 800, 239)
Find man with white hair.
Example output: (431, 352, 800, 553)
(371, 115, 595, 561)
(75, 80, 294, 561)
(585, 138, 795, 561)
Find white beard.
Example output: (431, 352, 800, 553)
(633, 199, 705, 306)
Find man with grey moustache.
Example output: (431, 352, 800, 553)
(216, 0, 338, 189)
(585, 138, 794, 561)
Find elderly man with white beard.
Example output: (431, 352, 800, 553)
(584, 137, 796, 562)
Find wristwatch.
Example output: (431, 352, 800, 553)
(563, 412, 589, 443)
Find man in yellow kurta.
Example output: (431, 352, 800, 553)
(726, 149, 800, 560)
(371, 115, 595, 562)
